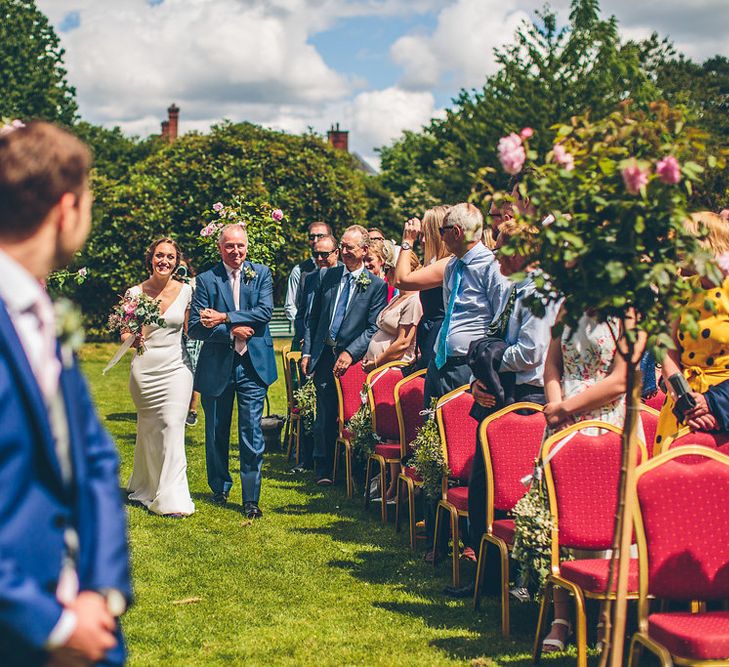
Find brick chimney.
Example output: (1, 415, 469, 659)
(327, 122, 348, 152)
(167, 103, 180, 143)
(161, 120, 170, 141)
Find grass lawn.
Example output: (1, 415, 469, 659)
(82, 342, 587, 666)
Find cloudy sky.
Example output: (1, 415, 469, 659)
(39, 0, 729, 166)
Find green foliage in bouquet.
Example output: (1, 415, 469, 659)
(411, 401, 449, 500)
(293, 381, 317, 435)
(347, 387, 380, 463)
(198, 197, 285, 269)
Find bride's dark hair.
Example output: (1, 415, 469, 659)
(145, 237, 182, 274)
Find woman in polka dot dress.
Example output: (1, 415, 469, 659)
(655, 212, 729, 448)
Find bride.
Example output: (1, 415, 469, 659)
(124, 237, 195, 517)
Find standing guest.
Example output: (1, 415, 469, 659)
(285, 221, 332, 350)
(367, 228, 385, 243)
(176, 258, 203, 426)
(423, 203, 510, 405)
(301, 225, 387, 485)
(188, 224, 277, 520)
(395, 206, 452, 369)
(655, 212, 729, 443)
(290, 233, 340, 473)
(125, 238, 195, 517)
(0, 121, 131, 665)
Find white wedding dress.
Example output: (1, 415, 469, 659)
(127, 283, 195, 516)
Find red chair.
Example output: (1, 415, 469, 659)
(644, 388, 666, 412)
(640, 404, 659, 456)
(363, 362, 406, 522)
(432, 386, 479, 587)
(658, 425, 729, 457)
(472, 402, 545, 637)
(394, 369, 427, 549)
(333, 362, 368, 497)
(629, 446, 729, 666)
(533, 421, 648, 667)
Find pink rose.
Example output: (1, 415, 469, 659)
(655, 156, 681, 185)
(212, 202, 224, 213)
(0, 119, 25, 137)
(520, 127, 534, 139)
(497, 133, 526, 175)
(78, 267, 88, 277)
(200, 224, 215, 237)
(622, 163, 649, 195)
(552, 144, 575, 171)
(271, 208, 284, 221)
(717, 252, 729, 277)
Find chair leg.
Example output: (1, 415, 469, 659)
(293, 418, 301, 463)
(449, 506, 460, 588)
(556, 580, 588, 667)
(406, 479, 417, 551)
(495, 538, 510, 637)
(473, 534, 487, 611)
(363, 456, 374, 510)
(433, 503, 442, 568)
(629, 632, 672, 667)
(395, 475, 404, 533)
(378, 457, 387, 523)
(333, 439, 340, 482)
(532, 580, 553, 664)
(345, 443, 353, 498)
(284, 410, 292, 458)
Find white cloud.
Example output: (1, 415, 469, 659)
(391, 0, 531, 91)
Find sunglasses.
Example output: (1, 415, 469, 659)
(313, 250, 336, 259)
(369, 236, 384, 242)
(309, 233, 327, 241)
(438, 225, 456, 236)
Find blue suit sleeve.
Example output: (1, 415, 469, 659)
(344, 279, 387, 363)
(227, 266, 274, 329)
(705, 380, 729, 432)
(188, 272, 230, 343)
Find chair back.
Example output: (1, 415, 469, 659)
(661, 426, 729, 456)
(282, 347, 301, 408)
(543, 421, 648, 552)
(480, 403, 545, 522)
(436, 386, 478, 483)
(634, 447, 729, 605)
(366, 362, 406, 442)
(335, 363, 368, 434)
(643, 388, 666, 412)
(394, 370, 427, 458)
(639, 404, 659, 456)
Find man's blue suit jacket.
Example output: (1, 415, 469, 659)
(189, 261, 277, 395)
(0, 300, 131, 666)
(302, 266, 387, 371)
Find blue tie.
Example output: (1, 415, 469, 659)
(435, 260, 465, 369)
(329, 272, 353, 342)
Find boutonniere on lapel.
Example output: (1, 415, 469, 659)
(54, 298, 85, 368)
(355, 273, 371, 291)
(242, 265, 257, 283)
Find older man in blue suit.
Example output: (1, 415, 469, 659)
(0, 122, 131, 666)
(302, 225, 387, 484)
(189, 224, 277, 519)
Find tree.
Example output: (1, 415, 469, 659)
(0, 0, 77, 124)
(60, 122, 371, 335)
(378, 0, 688, 217)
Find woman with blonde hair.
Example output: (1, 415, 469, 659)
(654, 211, 729, 446)
(393, 205, 452, 368)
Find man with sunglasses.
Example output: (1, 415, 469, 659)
(285, 221, 332, 350)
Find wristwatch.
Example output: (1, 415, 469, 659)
(224, 314, 231, 324)
(401, 241, 412, 251)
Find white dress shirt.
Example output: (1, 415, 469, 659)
(329, 264, 364, 329)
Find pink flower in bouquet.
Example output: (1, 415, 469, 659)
(0, 119, 25, 137)
(717, 252, 729, 277)
(622, 162, 649, 195)
(497, 133, 526, 175)
(655, 156, 681, 185)
(212, 202, 224, 213)
(271, 208, 284, 221)
(520, 127, 534, 139)
(552, 144, 575, 171)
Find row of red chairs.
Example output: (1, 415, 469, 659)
(283, 351, 729, 665)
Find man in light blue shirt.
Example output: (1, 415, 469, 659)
(423, 203, 510, 405)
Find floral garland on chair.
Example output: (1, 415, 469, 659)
(293, 381, 317, 435)
(411, 400, 449, 500)
(346, 384, 380, 463)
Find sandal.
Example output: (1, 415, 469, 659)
(542, 618, 571, 653)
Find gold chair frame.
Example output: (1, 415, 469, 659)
(282, 347, 302, 461)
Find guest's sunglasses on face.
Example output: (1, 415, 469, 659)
(309, 233, 327, 241)
(438, 224, 456, 236)
(313, 249, 336, 259)
(369, 235, 384, 242)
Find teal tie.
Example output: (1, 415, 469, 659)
(435, 260, 465, 369)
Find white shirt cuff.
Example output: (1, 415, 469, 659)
(45, 609, 78, 649)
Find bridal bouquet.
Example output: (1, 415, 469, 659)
(103, 292, 165, 374)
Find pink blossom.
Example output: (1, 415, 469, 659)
(497, 133, 526, 175)
(271, 208, 284, 221)
(78, 267, 88, 277)
(621, 163, 649, 195)
(124, 302, 137, 316)
(552, 144, 575, 171)
(655, 156, 681, 185)
(717, 252, 729, 277)
(0, 119, 25, 137)
(520, 127, 534, 139)
(720, 209, 729, 221)
(212, 202, 224, 213)
(200, 224, 215, 237)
